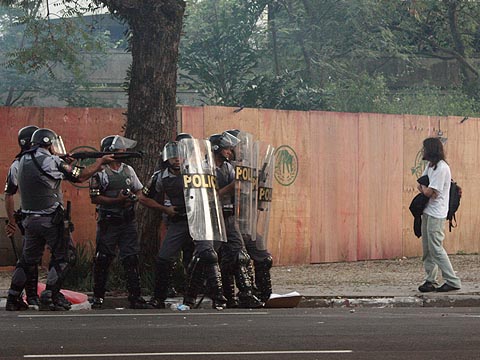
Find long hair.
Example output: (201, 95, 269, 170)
(422, 137, 445, 169)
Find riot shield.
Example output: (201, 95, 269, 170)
(177, 139, 227, 242)
(233, 131, 256, 237)
(255, 142, 275, 251)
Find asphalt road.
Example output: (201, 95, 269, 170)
(1, 308, 480, 360)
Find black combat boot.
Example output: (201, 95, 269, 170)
(220, 267, 238, 308)
(254, 257, 273, 303)
(6, 292, 29, 311)
(205, 263, 227, 310)
(92, 253, 111, 309)
(123, 256, 153, 310)
(183, 257, 206, 308)
(24, 264, 40, 308)
(235, 264, 264, 309)
(148, 259, 172, 309)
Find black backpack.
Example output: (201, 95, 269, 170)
(447, 180, 462, 232)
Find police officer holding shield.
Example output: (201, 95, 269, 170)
(6, 128, 113, 311)
(144, 134, 228, 309)
(209, 132, 263, 308)
(226, 129, 275, 303)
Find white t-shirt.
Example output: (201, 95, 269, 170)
(422, 160, 451, 219)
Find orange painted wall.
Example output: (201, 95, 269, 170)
(2, 106, 479, 265)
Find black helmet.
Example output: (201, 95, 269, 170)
(100, 135, 116, 152)
(208, 133, 223, 153)
(31, 128, 66, 155)
(226, 129, 240, 138)
(100, 135, 137, 152)
(18, 125, 39, 149)
(162, 141, 179, 162)
(208, 131, 241, 153)
(175, 133, 193, 141)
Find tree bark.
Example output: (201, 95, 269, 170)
(98, 0, 186, 265)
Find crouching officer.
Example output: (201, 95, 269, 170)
(145, 134, 227, 309)
(6, 128, 113, 311)
(89, 135, 156, 310)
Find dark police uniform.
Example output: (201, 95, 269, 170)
(4, 155, 40, 305)
(89, 163, 150, 308)
(143, 168, 225, 309)
(9, 147, 80, 310)
(215, 161, 263, 308)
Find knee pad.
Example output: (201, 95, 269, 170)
(94, 252, 113, 270)
(47, 260, 70, 288)
(235, 249, 250, 266)
(122, 255, 139, 268)
(256, 255, 273, 270)
(197, 248, 218, 265)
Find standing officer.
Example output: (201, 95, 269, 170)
(89, 135, 163, 309)
(226, 129, 275, 303)
(4, 125, 39, 309)
(6, 128, 113, 311)
(144, 134, 227, 309)
(209, 132, 263, 308)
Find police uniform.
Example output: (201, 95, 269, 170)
(9, 147, 80, 310)
(89, 163, 149, 309)
(215, 161, 263, 308)
(4, 155, 40, 306)
(144, 167, 226, 309)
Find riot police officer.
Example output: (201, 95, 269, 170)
(89, 135, 164, 310)
(4, 125, 39, 309)
(144, 134, 227, 309)
(209, 132, 263, 308)
(225, 129, 274, 303)
(6, 128, 113, 311)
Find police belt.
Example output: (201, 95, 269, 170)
(24, 213, 55, 217)
(222, 205, 234, 218)
(98, 208, 135, 223)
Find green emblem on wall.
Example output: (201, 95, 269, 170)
(411, 148, 427, 178)
(274, 145, 298, 186)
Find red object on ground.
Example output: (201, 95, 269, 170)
(36, 282, 89, 305)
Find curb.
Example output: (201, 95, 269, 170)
(3, 294, 480, 310)
(300, 294, 480, 308)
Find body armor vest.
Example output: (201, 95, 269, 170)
(216, 163, 234, 207)
(18, 153, 62, 211)
(98, 165, 133, 215)
(161, 172, 185, 208)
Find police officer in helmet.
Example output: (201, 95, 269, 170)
(4, 125, 39, 309)
(144, 133, 228, 309)
(6, 128, 113, 311)
(210, 132, 263, 308)
(89, 135, 165, 309)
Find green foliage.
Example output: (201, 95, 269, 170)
(0, 2, 113, 106)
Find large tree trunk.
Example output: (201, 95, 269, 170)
(99, 0, 186, 268)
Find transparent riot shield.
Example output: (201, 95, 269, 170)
(233, 131, 256, 238)
(255, 143, 275, 251)
(177, 139, 227, 242)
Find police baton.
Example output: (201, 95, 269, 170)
(5, 220, 19, 262)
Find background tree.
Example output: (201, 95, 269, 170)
(97, 0, 186, 267)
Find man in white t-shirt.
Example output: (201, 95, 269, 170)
(417, 137, 461, 293)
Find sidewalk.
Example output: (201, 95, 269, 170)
(1, 254, 480, 308)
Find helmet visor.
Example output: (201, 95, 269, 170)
(110, 136, 137, 151)
(220, 131, 240, 149)
(162, 142, 179, 162)
(51, 136, 67, 156)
